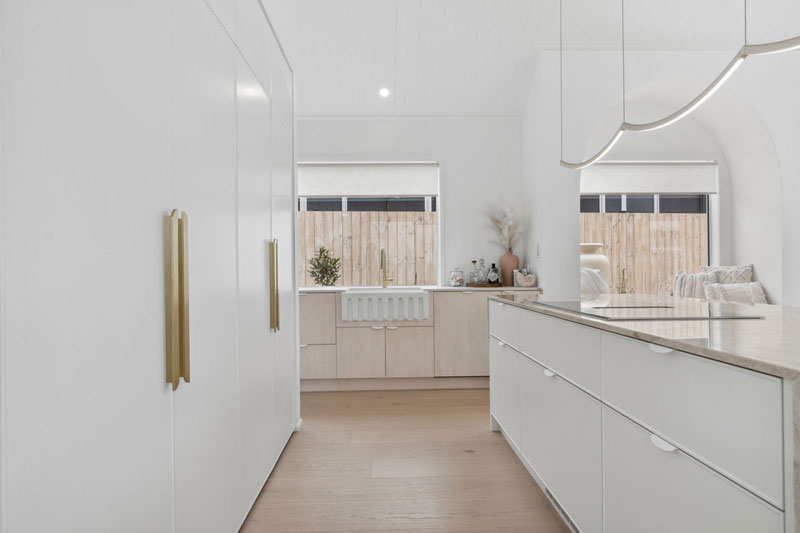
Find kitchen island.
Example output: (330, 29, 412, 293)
(488, 292, 800, 533)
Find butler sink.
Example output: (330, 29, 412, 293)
(342, 287, 429, 322)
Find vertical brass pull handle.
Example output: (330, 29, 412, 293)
(178, 212, 190, 383)
(269, 238, 280, 331)
(165, 209, 190, 390)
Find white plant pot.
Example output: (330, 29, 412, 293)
(580, 243, 611, 285)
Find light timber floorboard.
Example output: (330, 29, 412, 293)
(239, 389, 569, 532)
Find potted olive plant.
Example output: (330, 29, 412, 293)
(308, 247, 341, 286)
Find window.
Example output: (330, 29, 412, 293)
(605, 195, 623, 213)
(579, 194, 705, 214)
(626, 194, 654, 213)
(580, 195, 600, 213)
(659, 194, 707, 214)
(297, 163, 440, 287)
(347, 197, 427, 212)
(305, 197, 342, 211)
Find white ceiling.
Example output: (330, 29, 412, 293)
(296, 0, 800, 117)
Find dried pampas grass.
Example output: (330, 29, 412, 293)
(485, 202, 523, 253)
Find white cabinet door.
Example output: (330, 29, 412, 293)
(489, 338, 522, 446)
(603, 406, 784, 533)
(1, 2, 174, 532)
(270, 62, 298, 445)
(235, 56, 277, 517)
(603, 332, 783, 507)
(520, 357, 602, 533)
(168, 1, 240, 531)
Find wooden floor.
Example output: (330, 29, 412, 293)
(240, 389, 569, 532)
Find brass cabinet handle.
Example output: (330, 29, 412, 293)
(269, 238, 280, 331)
(165, 209, 190, 390)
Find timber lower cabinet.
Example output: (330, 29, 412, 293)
(337, 327, 387, 378)
(299, 289, 541, 382)
(434, 291, 501, 376)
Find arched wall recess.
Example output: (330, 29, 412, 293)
(559, 11, 800, 170)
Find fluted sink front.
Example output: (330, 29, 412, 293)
(341, 288, 429, 321)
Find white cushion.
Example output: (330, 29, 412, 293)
(703, 281, 767, 304)
(581, 268, 609, 296)
(674, 270, 717, 299)
(700, 264, 753, 284)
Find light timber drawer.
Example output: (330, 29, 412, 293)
(603, 406, 783, 533)
(602, 332, 784, 508)
(299, 345, 336, 379)
(517, 311, 601, 396)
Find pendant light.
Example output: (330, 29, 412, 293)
(560, 0, 800, 170)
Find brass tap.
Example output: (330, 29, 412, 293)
(380, 248, 393, 288)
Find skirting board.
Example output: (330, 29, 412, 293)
(300, 376, 489, 392)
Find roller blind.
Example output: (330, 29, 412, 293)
(297, 162, 439, 197)
(580, 161, 718, 195)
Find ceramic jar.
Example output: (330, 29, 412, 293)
(449, 269, 465, 287)
(499, 250, 520, 287)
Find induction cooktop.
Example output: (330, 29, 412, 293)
(531, 300, 765, 321)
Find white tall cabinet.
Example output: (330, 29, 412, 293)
(0, 1, 298, 532)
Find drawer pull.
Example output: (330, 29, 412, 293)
(501, 291, 515, 295)
(543, 369, 556, 378)
(497, 302, 505, 307)
(649, 434, 677, 453)
(371, 326, 385, 330)
(497, 341, 505, 347)
(299, 292, 307, 296)
(462, 290, 475, 294)
(299, 344, 309, 348)
(648, 343, 674, 354)
(386, 326, 399, 330)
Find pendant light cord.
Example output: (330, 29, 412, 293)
(559, 0, 564, 161)
(621, 0, 626, 122)
(744, 0, 748, 45)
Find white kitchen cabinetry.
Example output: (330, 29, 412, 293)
(0, 1, 297, 532)
(519, 356, 602, 533)
(603, 332, 784, 507)
(170, 0, 240, 530)
(603, 406, 783, 533)
(489, 300, 789, 533)
(489, 339, 522, 446)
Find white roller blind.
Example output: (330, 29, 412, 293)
(580, 161, 718, 194)
(298, 162, 439, 197)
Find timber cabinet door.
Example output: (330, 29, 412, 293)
(386, 326, 435, 378)
(299, 293, 337, 345)
(434, 291, 500, 376)
(337, 327, 387, 378)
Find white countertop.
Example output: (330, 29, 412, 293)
(491, 292, 800, 379)
(299, 285, 541, 293)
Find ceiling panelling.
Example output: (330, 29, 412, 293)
(297, 0, 800, 117)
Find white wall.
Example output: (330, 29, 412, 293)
(522, 49, 799, 303)
(297, 117, 526, 283)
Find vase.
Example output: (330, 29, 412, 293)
(499, 250, 519, 287)
(580, 243, 611, 284)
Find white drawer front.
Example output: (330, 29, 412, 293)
(602, 332, 784, 508)
(603, 407, 783, 533)
(518, 311, 601, 396)
(489, 300, 521, 349)
(489, 338, 522, 445)
(520, 355, 602, 533)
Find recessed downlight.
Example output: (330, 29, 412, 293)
(378, 87, 390, 98)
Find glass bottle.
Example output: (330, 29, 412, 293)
(469, 260, 479, 284)
(487, 263, 500, 284)
(478, 259, 488, 283)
